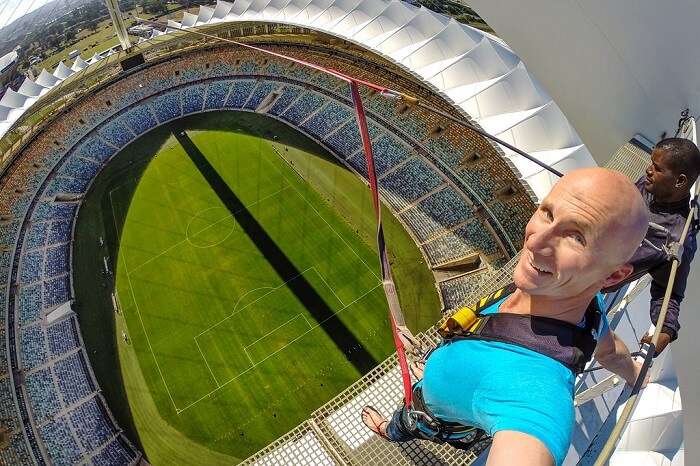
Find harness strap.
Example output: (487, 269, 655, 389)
(439, 284, 600, 374)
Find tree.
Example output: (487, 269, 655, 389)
(86, 18, 99, 32)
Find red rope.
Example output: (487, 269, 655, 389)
(141, 17, 415, 406)
(350, 82, 413, 408)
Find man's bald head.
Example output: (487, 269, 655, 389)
(513, 167, 649, 300)
(555, 168, 649, 265)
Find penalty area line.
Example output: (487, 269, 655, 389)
(178, 283, 381, 414)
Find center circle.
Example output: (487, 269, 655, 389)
(185, 206, 236, 248)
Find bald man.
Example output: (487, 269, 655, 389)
(361, 168, 649, 466)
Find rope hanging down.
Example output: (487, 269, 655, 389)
(136, 17, 566, 407)
(350, 82, 416, 407)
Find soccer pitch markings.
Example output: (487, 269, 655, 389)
(184, 206, 237, 248)
(189, 267, 381, 413)
(111, 167, 382, 414)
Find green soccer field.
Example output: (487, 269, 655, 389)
(73, 112, 441, 463)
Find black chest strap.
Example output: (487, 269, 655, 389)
(439, 284, 601, 374)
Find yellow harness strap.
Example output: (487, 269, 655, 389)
(438, 286, 508, 338)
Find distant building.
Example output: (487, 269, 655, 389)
(128, 24, 154, 38)
(0, 49, 19, 88)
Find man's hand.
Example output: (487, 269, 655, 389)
(627, 357, 650, 388)
(640, 331, 672, 355)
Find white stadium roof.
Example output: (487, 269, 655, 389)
(0, 0, 598, 200)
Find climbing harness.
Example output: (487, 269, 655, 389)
(439, 283, 602, 374)
(407, 385, 488, 450)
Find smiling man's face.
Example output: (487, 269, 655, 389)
(513, 168, 648, 299)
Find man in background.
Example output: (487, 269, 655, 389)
(607, 138, 700, 354)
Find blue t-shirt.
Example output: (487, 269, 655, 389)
(420, 295, 609, 465)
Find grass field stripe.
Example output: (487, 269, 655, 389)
(195, 337, 221, 388)
(243, 314, 307, 352)
(178, 283, 382, 414)
(124, 184, 291, 275)
(109, 190, 181, 413)
(194, 267, 314, 339)
(312, 266, 345, 307)
(271, 145, 381, 281)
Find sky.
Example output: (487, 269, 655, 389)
(0, 0, 56, 30)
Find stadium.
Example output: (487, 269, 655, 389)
(0, 1, 696, 465)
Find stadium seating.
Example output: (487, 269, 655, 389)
(121, 104, 158, 135)
(182, 84, 206, 114)
(205, 80, 234, 110)
(70, 397, 116, 450)
(0, 378, 18, 431)
(93, 437, 138, 466)
(40, 417, 83, 466)
(47, 219, 72, 246)
(439, 272, 488, 310)
(20, 250, 43, 284)
(18, 284, 43, 325)
(31, 202, 77, 223)
(0, 43, 534, 465)
(423, 219, 499, 265)
(25, 368, 62, 422)
(151, 91, 183, 123)
(43, 275, 70, 308)
(47, 318, 79, 356)
(371, 134, 413, 175)
(379, 157, 445, 210)
(75, 135, 117, 164)
(0, 328, 7, 375)
(301, 101, 354, 140)
(55, 352, 94, 405)
(238, 60, 259, 74)
(24, 222, 49, 251)
(19, 324, 48, 370)
(0, 377, 32, 465)
(280, 91, 326, 126)
(99, 118, 136, 149)
(45, 176, 91, 196)
(44, 245, 69, 278)
(0, 250, 9, 285)
(181, 66, 207, 83)
(244, 80, 277, 110)
(59, 155, 102, 181)
(268, 85, 303, 116)
(225, 80, 256, 109)
(324, 121, 363, 159)
(400, 187, 474, 243)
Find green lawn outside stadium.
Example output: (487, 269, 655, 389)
(72, 112, 440, 464)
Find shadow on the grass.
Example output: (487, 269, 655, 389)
(174, 128, 379, 374)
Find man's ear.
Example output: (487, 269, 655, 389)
(602, 263, 634, 288)
(676, 173, 688, 189)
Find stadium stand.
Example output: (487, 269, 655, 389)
(0, 37, 538, 464)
